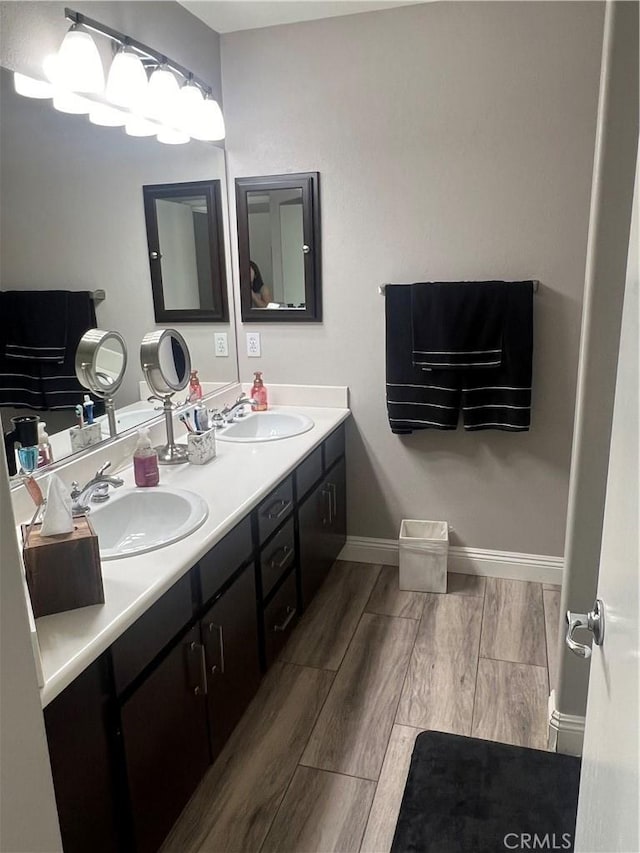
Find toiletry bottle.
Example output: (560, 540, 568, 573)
(37, 422, 53, 468)
(133, 428, 159, 487)
(194, 400, 210, 432)
(189, 370, 203, 402)
(251, 371, 268, 412)
(83, 394, 95, 424)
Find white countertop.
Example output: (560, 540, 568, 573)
(36, 405, 350, 708)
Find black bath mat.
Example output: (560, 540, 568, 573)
(391, 731, 581, 853)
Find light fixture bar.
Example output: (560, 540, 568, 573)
(64, 7, 213, 95)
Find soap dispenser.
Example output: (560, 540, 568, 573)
(188, 370, 203, 402)
(251, 371, 268, 412)
(133, 428, 160, 487)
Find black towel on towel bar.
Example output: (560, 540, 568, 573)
(385, 282, 534, 433)
(2, 290, 71, 362)
(411, 281, 507, 369)
(385, 284, 460, 433)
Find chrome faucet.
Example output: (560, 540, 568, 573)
(217, 395, 257, 425)
(70, 462, 124, 514)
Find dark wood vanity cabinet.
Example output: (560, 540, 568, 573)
(200, 561, 261, 760)
(44, 420, 347, 853)
(120, 626, 210, 853)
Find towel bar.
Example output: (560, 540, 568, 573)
(91, 289, 106, 305)
(379, 280, 540, 295)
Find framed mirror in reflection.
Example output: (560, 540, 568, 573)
(0, 65, 239, 483)
(143, 180, 229, 323)
(236, 173, 322, 322)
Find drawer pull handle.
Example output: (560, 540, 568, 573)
(268, 543, 293, 572)
(264, 497, 292, 520)
(273, 605, 296, 633)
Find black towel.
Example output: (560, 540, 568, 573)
(385, 284, 460, 433)
(0, 291, 96, 409)
(411, 281, 507, 369)
(2, 290, 70, 362)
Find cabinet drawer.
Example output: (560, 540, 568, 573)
(260, 517, 295, 599)
(323, 424, 345, 470)
(256, 476, 294, 545)
(199, 516, 253, 605)
(111, 572, 194, 695)
(296, 446, 323, 501)
(263, 570, 298, 667)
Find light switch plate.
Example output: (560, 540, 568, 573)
(246, 332, 261, 358)
(214, 332, 228, 357)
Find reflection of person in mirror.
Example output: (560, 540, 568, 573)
(250, 261, 271, 308)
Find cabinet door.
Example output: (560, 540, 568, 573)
(298, 476, 334, 608)
(201, 562, 261, 760)
(120, 626, 210, 853)
(44, 656, 122, 853)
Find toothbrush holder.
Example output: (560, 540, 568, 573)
(187, 428, 216, 465)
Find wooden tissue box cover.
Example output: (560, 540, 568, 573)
(22, 515, 104, 619)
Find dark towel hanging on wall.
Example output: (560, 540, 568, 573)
(2, 290, 70, 363)
(385, 281, 534, 433)
(411, 281, 507, 369)
(0, 290, 96, 409)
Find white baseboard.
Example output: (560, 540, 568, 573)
(548, 689, 585, 756)
(338, 536, 563, 585)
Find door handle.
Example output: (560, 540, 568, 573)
(189, 641, 208, 695)
(321, 486, 332, 526)
(207, 622, 225, 675)
(565, 599, 605, 659)
(327, 482, 337, 517)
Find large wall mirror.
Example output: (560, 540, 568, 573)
(0, 66, 239, 484)
(236, 172, 322, 322)
(143, 179, 229, 323)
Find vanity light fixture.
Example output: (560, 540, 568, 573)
(11, 7, 225, 146)
(55, 25, 105, 93)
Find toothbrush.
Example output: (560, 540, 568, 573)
(75, 404, 84, 428)
(179, 412, 195, 433)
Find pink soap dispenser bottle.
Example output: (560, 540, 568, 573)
(133, 428, 160, 487)
(251, 371, 268, 412)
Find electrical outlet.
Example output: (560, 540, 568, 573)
(214, 332, 228, 357)
(246, 332, 261, 358)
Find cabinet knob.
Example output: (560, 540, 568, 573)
(194, 686, 201, 696)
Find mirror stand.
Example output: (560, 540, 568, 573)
(150, 394, 189, 464)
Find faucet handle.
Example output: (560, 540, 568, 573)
(96, 461, 112, 478)
(70, 480, 81, 499)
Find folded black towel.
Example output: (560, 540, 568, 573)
(411, 281, 507, 369)
(2, 290, 71, 362)
(386, 284, 460, 433)
(0, 291, 96, 409)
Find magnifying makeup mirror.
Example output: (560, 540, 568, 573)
(140, 329, 191, 464)
(75, 329, 128, 437)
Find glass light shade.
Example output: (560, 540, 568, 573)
(89, 104, 126, 127)
(43, 54, 60, 83)
(13, 72, 54, 99)
(55, 28, 105, 94)
(157, 127, 190, 145)
(173, 81, 203, 132)
(52, 91, 92, 114)
(105, 49, 148, 108)
(125, 115, 159, 137)
(144, 66, 179, 122)
(191, 97, 225, 142)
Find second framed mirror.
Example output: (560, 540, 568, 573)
(236, 172, 321, 322)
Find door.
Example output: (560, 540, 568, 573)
(573, 168, 638, 850)
(201, 563, 261, 759)
(298, 475, 334, 607)
(120, 626, 210, 853)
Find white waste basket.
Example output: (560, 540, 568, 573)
(399, 519, 449, 593)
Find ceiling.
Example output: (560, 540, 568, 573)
(179, 1, 423, 34)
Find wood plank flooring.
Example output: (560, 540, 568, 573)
(164, 563, 557, 853)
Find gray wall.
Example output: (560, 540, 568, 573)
(221, 1, 605, 556)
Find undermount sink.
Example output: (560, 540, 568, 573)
(216, 411, 314, 443)
(89, 487, 208, 560)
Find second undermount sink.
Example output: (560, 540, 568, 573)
(99, 407, 158, 437)
(89, 487, 208, 560)
(216, 411, 314, 442)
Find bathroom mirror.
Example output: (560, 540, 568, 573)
(140, 329, 191, 397)
(143, 180, 229, 323)
(0, 65, 240, 482)
(140, 329, 191, 464)
(236, 172, 322, 322)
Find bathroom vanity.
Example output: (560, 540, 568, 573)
(38, 412, 348, 853)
